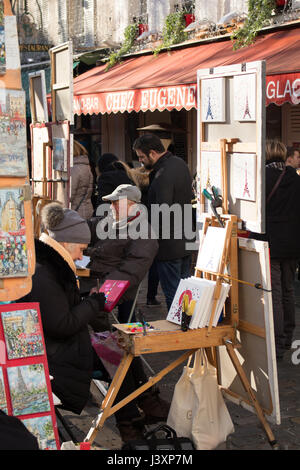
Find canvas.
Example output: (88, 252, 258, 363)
(231, 153, 257, 202)
(0, 303, 60, 449)
(234, 73, 256, 122)
(0, 89, 27, 176)
(196, 226, 227, 273)
(201, 77, 226, 122)
(0, 187, 28, 278)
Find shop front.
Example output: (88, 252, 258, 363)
(73, 23, 300, 174)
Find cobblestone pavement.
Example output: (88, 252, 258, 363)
(58, 278, 300, 451)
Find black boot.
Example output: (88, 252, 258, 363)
(138, 387, 170, 425)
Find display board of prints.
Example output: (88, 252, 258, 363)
(0, 302, 60, 449)
(197, 61, 266, 233)
(216, 238, 280, 425)
(0, 1, 35, 302)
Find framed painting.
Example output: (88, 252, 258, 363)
(201, 77, 226, 123)
(0, 89, 27, 176)
(233, 73, 256, 122)
(231, 153, 257, 202)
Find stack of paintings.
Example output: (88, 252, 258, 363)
(0, 303, 60, 450)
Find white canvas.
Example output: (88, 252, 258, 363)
(201, 77, 226, 122)
(189, 278, 215, 329)
(233, 73, 256, 122)
(197, 226, 227, 273)
(231, 153, 257, 202)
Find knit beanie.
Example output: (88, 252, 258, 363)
(97, 153, 118, 173)
(41, 203, 91, 244)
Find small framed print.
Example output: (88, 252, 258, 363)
(201, 77, 226, 122)
(233, 73, 256, 122)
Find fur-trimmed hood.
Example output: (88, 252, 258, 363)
(130, 167, 151, 190)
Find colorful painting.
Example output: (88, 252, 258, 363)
(53, 137, 67, 172)
(0, 1, 4, 75)
(0, 89, 27, 176)
(21, 415, 58, 450)
(0, 187, 28, 278)
(233, 73, 256, 122)
(1, 308, 44, 360)
(231, 153, 257, 201)
(7, 364, 50, 416)
(201, 77, 226, 122)
(0, 367, 8, 414)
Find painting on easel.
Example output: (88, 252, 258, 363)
(52, 137, 67, 172)
(231, 153, 257, 202)
(233, 73, 256, 122)
(201, 78, 226, 122)
(0, 187, 28, 278)
(0, 89, 27, 176)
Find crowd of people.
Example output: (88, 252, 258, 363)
(4, 133, 300, 448)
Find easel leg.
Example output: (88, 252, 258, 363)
(224, 338, 279, 449)
(84, 352, 134, 444)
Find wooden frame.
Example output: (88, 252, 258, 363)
(28, 69, 48, 123)
(49, 41, 74, 124)
(197, 61, 266, 233)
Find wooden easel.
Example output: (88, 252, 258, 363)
(84, 213, 278, 449)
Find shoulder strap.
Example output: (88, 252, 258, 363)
(267, 167, 286, 204)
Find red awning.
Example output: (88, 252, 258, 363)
(73, 25, 300, 115)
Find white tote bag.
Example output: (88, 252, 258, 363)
(167, 349, 234, 450)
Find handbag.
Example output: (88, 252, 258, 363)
(167, 349, 234, 450)
(90, 330, 124, 378)
(122, 424, 195, 451)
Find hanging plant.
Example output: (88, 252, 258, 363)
(154, 11, 188, 56)
(105, 23, 138, 71)
(231, 0, 277, 50)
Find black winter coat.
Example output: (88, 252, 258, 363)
(19, 239, 110, 414)
(252, 162, 300, 259)
(148, 152, 193, 261)
(87, 210, 158, 301)
(96, 162, 133, 210)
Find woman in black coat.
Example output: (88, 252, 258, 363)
(20, 204, 108, 414)
(252, 140, 300, 360)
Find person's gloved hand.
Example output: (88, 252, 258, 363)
(89, 292, 106, 311)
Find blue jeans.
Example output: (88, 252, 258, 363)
(157, 255, 191, 311)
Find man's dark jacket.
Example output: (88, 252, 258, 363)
(148, 151, 193, 261)
(19, 239, 110, 414)
(253, 161, 300, 259)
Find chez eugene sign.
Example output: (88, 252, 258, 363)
(72, 73, 300, 115)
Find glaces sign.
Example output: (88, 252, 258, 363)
(266, 73, 300, 106)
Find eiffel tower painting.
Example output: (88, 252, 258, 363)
(243, 93, 251, 120)
(205, 88, 214, 121)
(242, 162, 251, 199)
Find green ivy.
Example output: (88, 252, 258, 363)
(231, 0, 276, 50)
(105, 23, 138, 71)
(154, 11, 188, 56)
